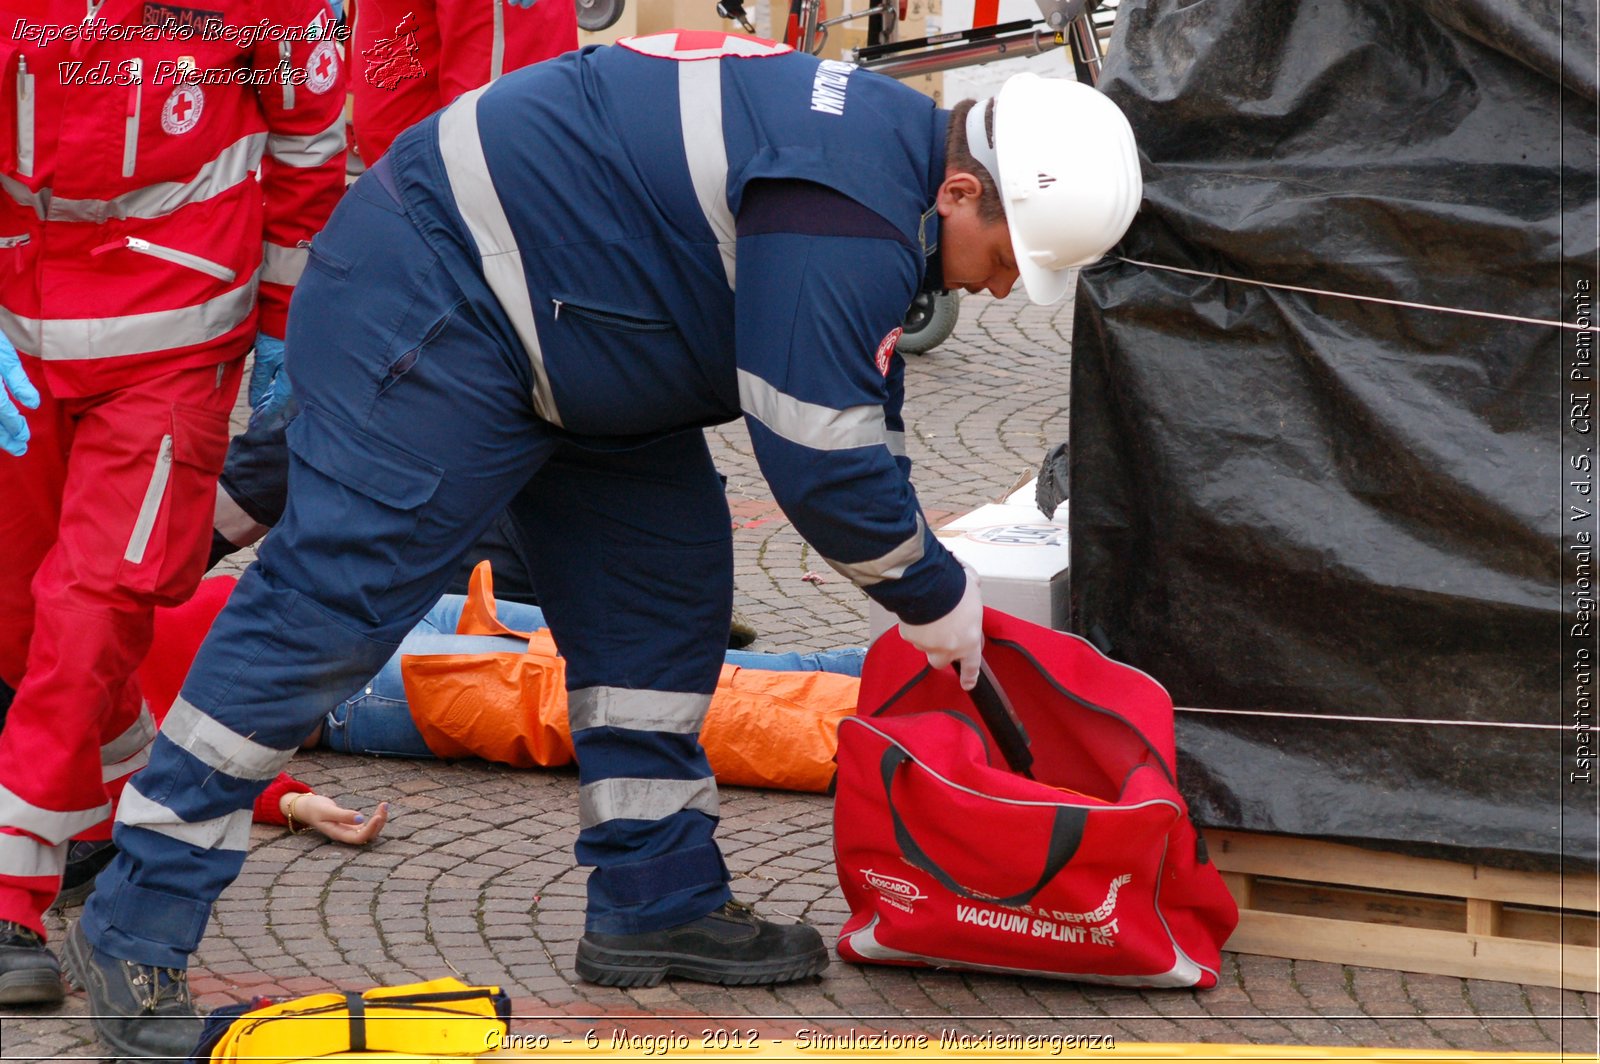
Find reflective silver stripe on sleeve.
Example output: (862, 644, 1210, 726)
(821, 513, 927, 587)
(887, 429, 906, 457)
(0, 783, 110, 843)
(1, 271, 260, 359)
(101, 704, 157, 767)
(578, 777, 719, 830)
(1, 134, 266, 222)
(116, 784, 253, 852)
(568, 687, 712, 735)
(738, 369, 887, 451)
(437, 88, 561, 425)
(490, 0, 505, 79)
(0, 833, 65, 879)
(214, 483, 270, 548)
(261, 241, 309, 285)
(266, 116, 345, 168)
(678, 60, 736, 289)
(162, 697, 296, 782)
(103, 746, 151, 784)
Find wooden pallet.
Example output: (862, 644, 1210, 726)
(1209, 830, 1600, 991)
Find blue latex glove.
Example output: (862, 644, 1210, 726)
(325, 0, 344, 20)
(507, 0, 540, 9)
(0, 332, 40, 458)
(248, 334, 293, 419)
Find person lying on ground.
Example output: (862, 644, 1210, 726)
(153, 566, 862, 792)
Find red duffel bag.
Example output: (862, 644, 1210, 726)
(833, 608, 1237, 987)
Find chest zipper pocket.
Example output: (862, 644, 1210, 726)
(16, 57, 34, 177)
(122, 58, 142, 178)
(92, 237, 238, 283)
(551, 299, 674, 334)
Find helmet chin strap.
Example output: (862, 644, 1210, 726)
(965, 99, 1000, 186)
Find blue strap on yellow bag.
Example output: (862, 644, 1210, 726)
(196, 977, 511, 1063)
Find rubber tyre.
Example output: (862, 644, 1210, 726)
(576, 0, 624, 32)
(898, 289, 960, 355)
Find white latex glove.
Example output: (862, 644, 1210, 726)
(898, 565, 984, 690)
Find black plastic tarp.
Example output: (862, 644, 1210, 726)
(1069, 0, 1598, 869)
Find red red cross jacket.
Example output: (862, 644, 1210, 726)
(0, 0, 347, 396)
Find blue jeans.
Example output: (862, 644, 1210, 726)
(317, 595, 866, 759)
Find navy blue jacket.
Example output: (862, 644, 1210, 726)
(390, 33, 965, 623)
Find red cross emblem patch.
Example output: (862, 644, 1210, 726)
(306, 39, 340, 94)
(161, 86, 204, 135)
(875, 327, 903, 377)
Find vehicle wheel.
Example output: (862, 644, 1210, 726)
(898, 290, 960, 355)
(576, 0, 624, 32)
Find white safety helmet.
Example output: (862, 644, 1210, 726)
(965, 73, 1143, 305)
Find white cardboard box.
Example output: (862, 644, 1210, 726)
(869, 484, 1070, 635)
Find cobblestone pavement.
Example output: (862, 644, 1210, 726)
(5, 292, 1597, 1060)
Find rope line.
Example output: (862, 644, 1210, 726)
(1117, 256, 1600, 334)
(1176, 706, 1566, 730)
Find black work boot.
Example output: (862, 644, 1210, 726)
(62, 920, 201, 1063)
(575, 900, 829, 988)
(0, 920, 63, 1005)
(53, 839, 118, 910)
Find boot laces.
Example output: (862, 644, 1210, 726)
(0, 920, 44, 947)
(125, 960, 192, 1011)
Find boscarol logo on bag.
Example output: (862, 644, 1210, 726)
(863, 869, 926, 913)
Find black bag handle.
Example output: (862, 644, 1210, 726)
(986, 636, 1176, 786)
(970, 662, 1033, 778)
(879, 745, 1086, 907)
(870, 639, 1177, 789)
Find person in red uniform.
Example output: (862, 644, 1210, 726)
(0, 0, 347, 1008)
(351, 0, 577, 164)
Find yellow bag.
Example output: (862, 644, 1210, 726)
(206, 977, 509, 1063)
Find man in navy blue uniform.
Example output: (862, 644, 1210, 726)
(66, 30, 1141, 1059)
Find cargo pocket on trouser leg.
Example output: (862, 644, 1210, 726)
(118, 404, 232, 604)
(276, 399, 443, 629)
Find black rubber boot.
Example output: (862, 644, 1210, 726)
(0, 921, 63, 1005)
(62, 921, 201, 1064)
(575, 900, 829, 988)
